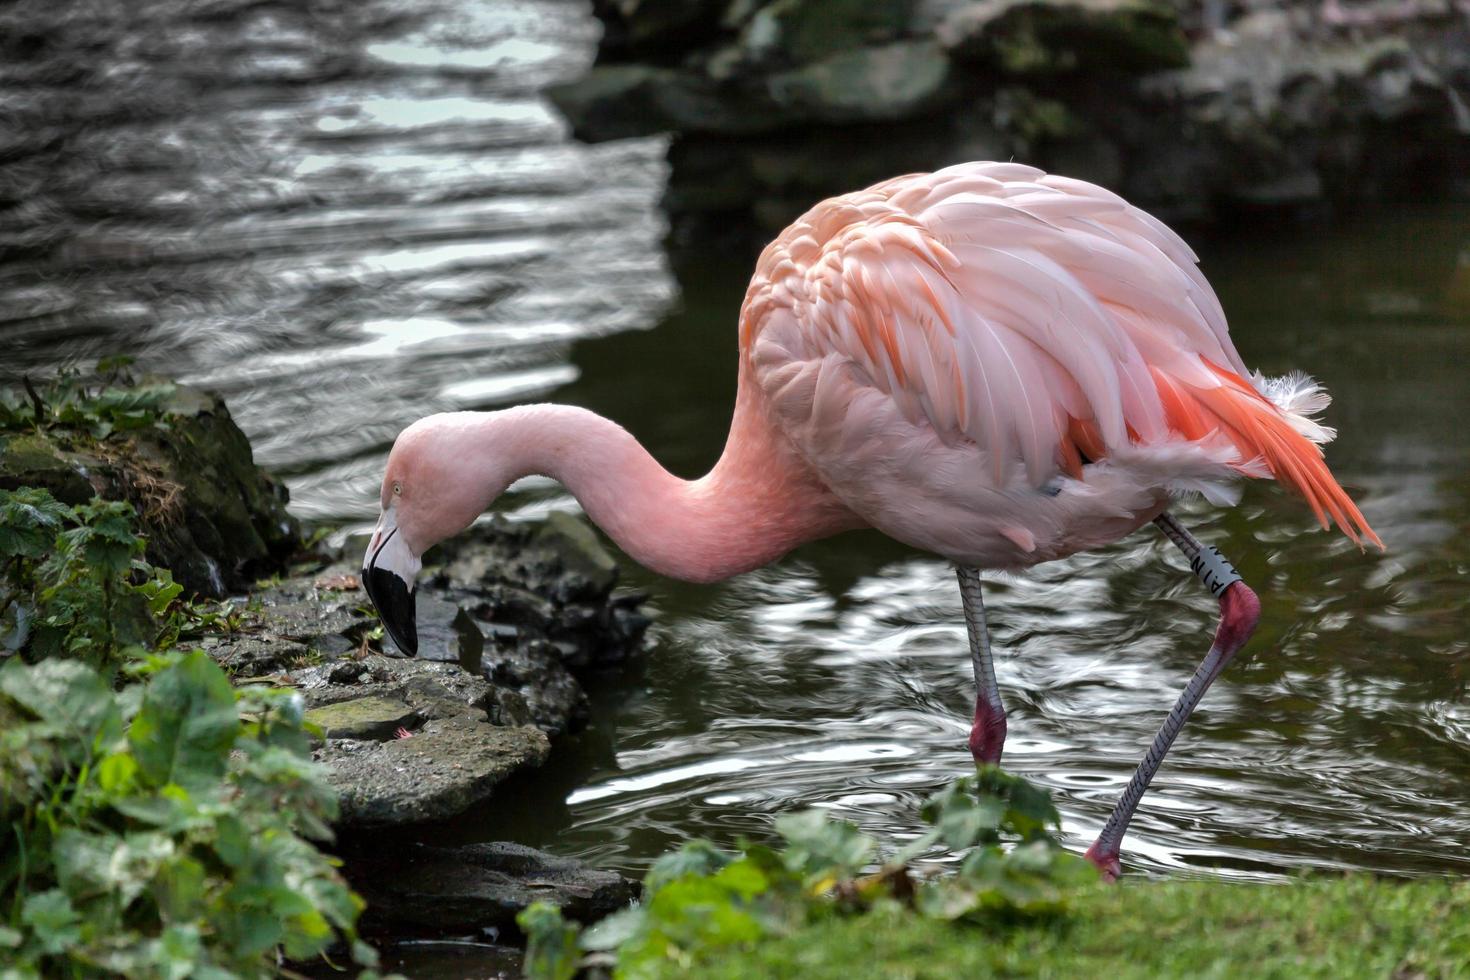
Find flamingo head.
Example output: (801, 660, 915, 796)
(361, 413, 518, 656)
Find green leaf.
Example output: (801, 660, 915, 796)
(20, 890, 81, 955)
(774, 809, 876, 877)
(579, 906, 646, 952)
(154, 856, 207, 922)
(128, 651, 239, 791)
(0, 488, 67, 560)
(53, 828, 116, 901)
(919, 781, 1007, 851)
(351, 938, 381, 968)
(96, 752, 139, 793)
(0, 657, 121, 750)
(645, 839, 732, 894)
(972, 764, 1063, 841)
(518, 903, 582, 980)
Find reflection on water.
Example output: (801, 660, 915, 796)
(0, 0, 674, 522)
(4, 0, 1470, 912)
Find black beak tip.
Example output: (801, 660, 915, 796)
(363, 565, 418, 657)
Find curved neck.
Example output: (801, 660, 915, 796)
(490, 394, 859, 584)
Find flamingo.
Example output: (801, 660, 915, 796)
(360, 161, 1380, 877)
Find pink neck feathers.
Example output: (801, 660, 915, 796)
(478, 394, 860, 584)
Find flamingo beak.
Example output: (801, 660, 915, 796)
(361, 506, 421, 656)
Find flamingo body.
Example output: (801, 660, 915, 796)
(738, 161, 1377, 567)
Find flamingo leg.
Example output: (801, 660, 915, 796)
(957, 565, 1006, 764)
(1084, 512, 1261, 880)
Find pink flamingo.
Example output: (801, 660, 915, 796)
(361, 161, 1380, 877)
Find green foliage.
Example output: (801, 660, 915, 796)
(520, 902, 583, 980)
(0, 651, 377, 978)
(0, 488, 246, 667)
(519, 766, 1095, 979)
(0, 480, 380, 977)
(0, 360, 177, 441)
(645, 877, 1470, 979)
(1, 489, 154, 666)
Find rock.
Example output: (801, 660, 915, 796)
(415, 593, 485, 675)
(535, 510, 620, 601)
(350, 841, 639, 934)
(0, 381, 300, 597)
(0, 433, 97, 504)
(293, 654, 498, 719)
(549, 64, 778, 142)
(596, 0, 728, 53)
(436, 516, 649, 672)
(766, 41, 954, 123)
(323, 716, 550, 827)
(938, 0, 1188, 74)
(250, 573, 374, 642)
(483, 639, 590, 737)
(204, 635, 310, 678)
(305, 696, 420, 742)
(569, 0, 1470, 232)
(192, 515, 649, 828)
(744, 0, 915, 66)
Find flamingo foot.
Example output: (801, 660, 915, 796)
(1084, 840, 1122, 882)
(967, 705, 1007, 765)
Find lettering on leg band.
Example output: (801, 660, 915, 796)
(1189, 544, 1242, 598)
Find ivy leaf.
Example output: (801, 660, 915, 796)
(128, 651, 239, 792)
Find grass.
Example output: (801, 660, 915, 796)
(669, 875, 1470, 979)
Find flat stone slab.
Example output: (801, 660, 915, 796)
(292, 654, 534, 729)
(350, 841, 639, 934)
(322, 716, 550, 827)
(305, 696, 419, 742)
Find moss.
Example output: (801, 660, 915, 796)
(0, 433, 100, 504)
(757, 0, 914, 65)
(666, 876, 1470, 978)
(948, 0, 1189, 76)
(1, 376, 301, 597)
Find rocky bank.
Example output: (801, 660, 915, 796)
(554, 0, 1470, 232)
(208, 512, 648, 831)
(1, 376, 649, 939)
(210, 514, 650, 935)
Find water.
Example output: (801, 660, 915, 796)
(4, 0, 1470, 941)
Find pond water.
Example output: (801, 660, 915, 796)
(4, 0, 1470, 964)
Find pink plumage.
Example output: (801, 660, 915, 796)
(740, 161, 1377, 567)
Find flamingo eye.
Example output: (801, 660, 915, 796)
(392, 481, 402, 497)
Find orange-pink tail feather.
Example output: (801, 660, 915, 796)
(1165, 364, 1382, 549)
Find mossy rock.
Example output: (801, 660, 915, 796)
(745, 0, 915, 66)
(305, 696, 421, 742)
(939, 0, 1189, 76)
(549, 63, 782, 141)
(0, 381, 301, 597)
(766, 41, 955, 123)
